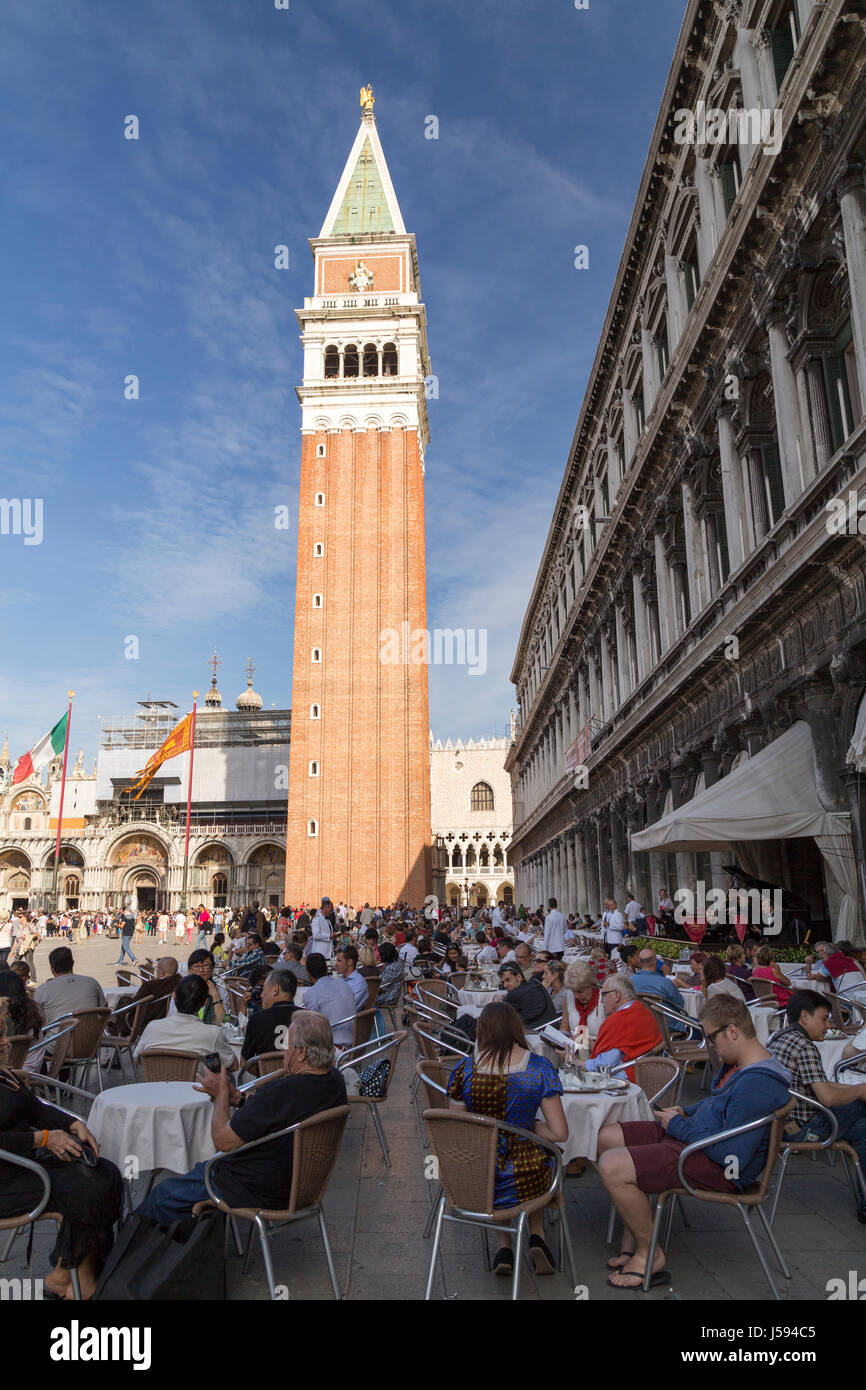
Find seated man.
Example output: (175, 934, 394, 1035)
(631, 949, 686, 1011)
(241, 969, 299, 1062)
(597, 995, 792, 1289)
(134, 974, 235, 1070)
(304, 952, 356, 1049)
(136, 1011, 347, 1225)
(768, 989, 866, 1223)
(499, 964, 557, 1030)
(585, 975, 662, 1079)
(34, 947, 106, 1026)
(110, 955, 181, 1035)
(234, 932, 267, 981)
(513, 941, 535, 979)
(475, 932, 498, 965)
(186, 950, 225, 1026)
(279, 941, 311, 986)
(495, 937, 518, 966)
(334, 945, 370, 1013)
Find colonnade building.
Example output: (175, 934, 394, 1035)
(506, 0, 866, 941)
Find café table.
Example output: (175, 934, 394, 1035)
(817, 1036, 866, 1083)
(457, 987, 505, 1018)
(553, 1078, 654, 1164)
(751, 1006, 781, 1046)
(105, 986, 135, 1009)
(778, 963, 831, 996)
(677, 989, 706, 1021)
(88, 1081, 214, 1176)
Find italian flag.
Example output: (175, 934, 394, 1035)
(13, 712, 69, 785)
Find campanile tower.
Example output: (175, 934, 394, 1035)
(285, 88, 432, 908)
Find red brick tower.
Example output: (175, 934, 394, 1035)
(285, 89, 432, 909)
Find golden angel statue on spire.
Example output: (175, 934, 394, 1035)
(360, 84, 374, 113)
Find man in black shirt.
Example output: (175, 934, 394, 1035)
(137, 1011, 347, 1221)
(499, 964, 557, 1030)
(241, 969, 299, 1062)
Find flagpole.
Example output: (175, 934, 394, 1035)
(180, 692, 198, 912)
(51, 691, 74, 910)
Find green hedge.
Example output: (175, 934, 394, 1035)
(629, 937, 808, 965)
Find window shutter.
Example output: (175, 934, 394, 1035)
(761, 443, 786, 525)
(721, 161, 739, 218)
(771, 25, 795, 91)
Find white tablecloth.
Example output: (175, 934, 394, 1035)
(817, 1037, 866, 1083)
(555, 1082, 654, 1163)
(678, 990, 706, 1020)
(752, 1007, 780, 1046)
(457, 988, 504, 1011)
(778, 965, 830, 996)
(105, 986, 134, 1009)
(88, 1082, 214, 1174)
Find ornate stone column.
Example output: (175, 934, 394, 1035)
(838, 165, 866, 405)
(610, 801, 627, 907)
(765, 305, 805, 508)
(717, 404, 748, 569)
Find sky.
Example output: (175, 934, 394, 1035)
(0, 0, 688, 769)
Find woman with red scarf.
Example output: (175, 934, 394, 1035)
(560, 963, 605, 1041)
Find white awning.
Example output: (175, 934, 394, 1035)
(631, 721, 850, 853)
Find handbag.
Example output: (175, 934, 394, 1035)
(92, 1210, 226, 1301)
(358, 1058, 391, 1097)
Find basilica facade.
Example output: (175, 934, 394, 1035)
(507, 1, 866, 942)
(0, 673, 291, 915)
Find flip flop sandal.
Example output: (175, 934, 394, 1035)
(607, 1252, 636, 1270)
(607, 1266, 671, 1291)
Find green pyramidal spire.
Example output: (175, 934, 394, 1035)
(331, 135, 396, 236)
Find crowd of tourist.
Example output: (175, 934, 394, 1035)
(1, 889, 866, 1299)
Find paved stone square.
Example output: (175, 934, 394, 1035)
(6, 932, 866, 1301)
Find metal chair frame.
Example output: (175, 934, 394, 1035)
(202, 1106, 349, 1300)
(644, 1105, 793, 1299)
(769, 1087, 866, 1225)
(338, 1030, 406, 1166)
(422, 1112, 579, 1301)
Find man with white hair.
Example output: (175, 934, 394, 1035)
(584, 974, 662, 1080)
(137, 1010, 347, 1225)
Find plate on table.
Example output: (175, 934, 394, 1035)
(559, 1072, 628, 1094)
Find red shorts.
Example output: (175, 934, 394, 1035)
(619, 1120, 734, 1195)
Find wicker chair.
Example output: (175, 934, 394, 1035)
(194, 1105, 350, 1300)
(645, 999, 708, 1103)
(100, 997, 164, 1082)
(339, 1030, 407, 1167)
(644, 1099, 795, 1298)
(630, 1054, 681, 1106)
(57, 1007, 111, 1093)
(115, 968, 143, 989)
(422, 1109, 579, 1300)
(139, 1048, 200, 1082)
(4, 1035, 32, 1069)
(238, 1051, 286, 1083)
(363, 977, 380, 1011)
(409, 1024, 470, 1101)
(769, 1088, 866, 1226)
(749, 976, 778, 1003)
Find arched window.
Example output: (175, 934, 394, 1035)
(308, 819, 318, 837)
(315, 492, 325, 506)
(493, 843, 504, 867)
(324, 345, 339, 379)
(311, 648, 321, 663)
(344, 344, 359, 378)
(451, 846, 463, 869)
(314, 542, 324, 557)
(309, 760, 319, 777)
(23, 818, 31, 831)
(466, 844, 476, 868)
(310, 703, 320, 719)
(313, 593, 323, 608)
(470, 781, 495, 812)
(479, 844, 489, 868)
(382, 342, 398, 376)
(212, 873, 227, 905)
(316, 443, 326, 458)
(363, 343, 378, 377)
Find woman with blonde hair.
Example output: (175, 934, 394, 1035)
(561, 963, 605, 1041)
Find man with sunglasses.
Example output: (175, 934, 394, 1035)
(596, 994, 791, 1291)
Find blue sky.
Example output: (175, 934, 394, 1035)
(0, 0, 687, 768)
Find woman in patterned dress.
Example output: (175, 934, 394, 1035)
(447, 1001, 568, 1277)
